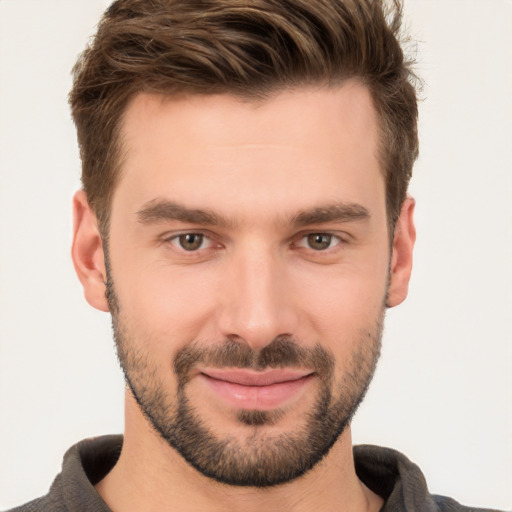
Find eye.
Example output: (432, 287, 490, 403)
(170, 233, 210, 251)
(298, 233, 342, 251)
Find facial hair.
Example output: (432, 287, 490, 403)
(106, 270, 383, 487)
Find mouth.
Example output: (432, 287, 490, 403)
(198, 368, 315, 411)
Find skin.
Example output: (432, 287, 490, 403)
(72, 81, 415, 512)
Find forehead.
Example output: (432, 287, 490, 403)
(121, 82, 379, 156)
(114, 82, 383, 220)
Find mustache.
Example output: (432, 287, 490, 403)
(174, 335, 335, 384)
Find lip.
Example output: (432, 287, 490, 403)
(199, 369, 315, 411)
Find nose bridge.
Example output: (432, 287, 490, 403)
(218, 241, 298, 348)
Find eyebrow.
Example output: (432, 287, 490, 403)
(136, 199, 370, 228)
(290, 203, 370, 226)
(136, 200, 235, 228)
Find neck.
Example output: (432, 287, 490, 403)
(95, 393, 382, 512)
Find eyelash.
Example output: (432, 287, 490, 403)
(166, 233, 217, 252)
(163, 231, 346, 254)
(294, 233, 344, 252)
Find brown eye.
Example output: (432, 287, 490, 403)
(306, 233, 334, 250)
(177, 233, 204, 251)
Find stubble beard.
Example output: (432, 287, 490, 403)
(106, 273, 384, 487)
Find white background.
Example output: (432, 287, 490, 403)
(0, 0, 511, 509)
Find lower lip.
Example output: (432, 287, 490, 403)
(199, 373, 314, 411)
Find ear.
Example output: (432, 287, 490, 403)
(386, 196, 416, 308)
(71, 190, 109, 312)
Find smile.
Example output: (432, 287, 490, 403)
(198, 369, 315, 411)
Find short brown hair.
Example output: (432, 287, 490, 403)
(70, 0, 418, 235)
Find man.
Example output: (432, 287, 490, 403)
(4, 1, 506, 511)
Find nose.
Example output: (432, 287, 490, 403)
(216, 245, 300, 350)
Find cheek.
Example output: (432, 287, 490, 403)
(113, 259, 222, 343)
(294, 261, 389, 331)
(290, 264, 387, 381)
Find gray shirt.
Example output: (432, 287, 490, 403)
(5, 435, 501, 512)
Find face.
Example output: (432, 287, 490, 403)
(74, 82, 415, 487)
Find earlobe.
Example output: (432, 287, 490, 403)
(71, 190, 109, 312)
(386, 197, 416, 308)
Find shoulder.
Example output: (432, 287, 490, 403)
(353, 445, 505, 512)
(432, 495, 505, 512)
(3, 435, 121, 512)
(3, 495, 66, 512)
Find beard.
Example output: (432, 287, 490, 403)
(106, 272, 384, 487)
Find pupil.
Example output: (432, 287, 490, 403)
(308, 234, 331, 250)
(181, 234, 202, 250)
